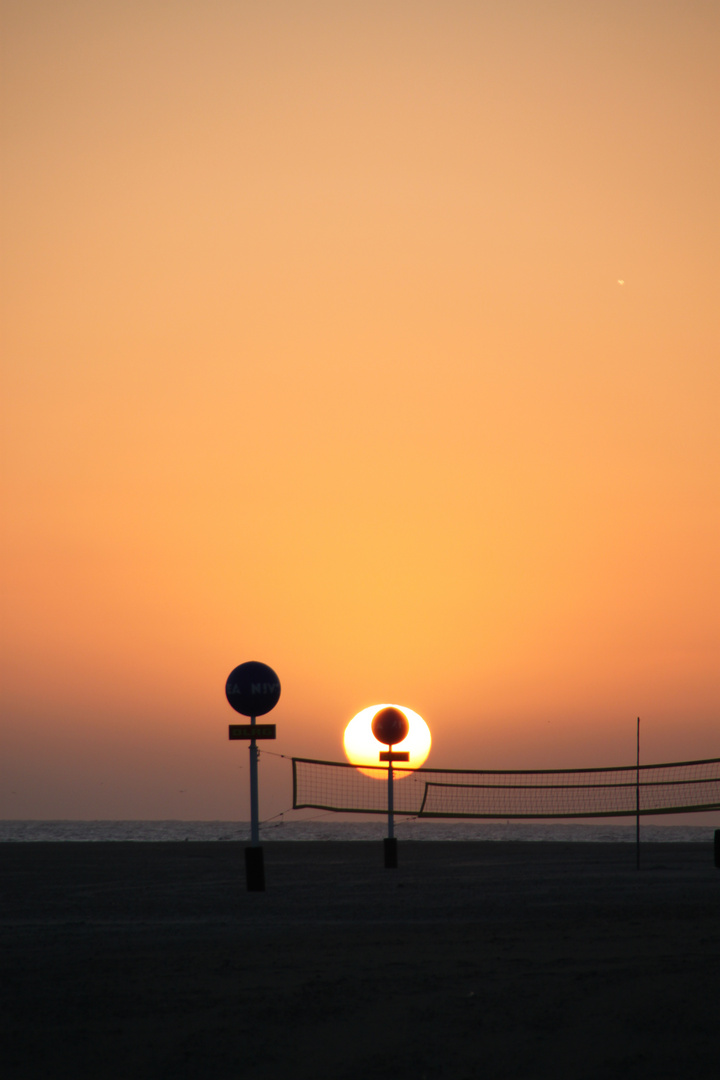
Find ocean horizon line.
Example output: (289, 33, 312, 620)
(1, 819, 716, 843)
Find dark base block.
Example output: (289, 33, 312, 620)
(245, 846, 265, 891)
(715, 830, 720, 869)
(384, 837, 398, 869)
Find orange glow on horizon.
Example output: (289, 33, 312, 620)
(1, 2, 718, 821)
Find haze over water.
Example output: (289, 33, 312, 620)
(1, 821, 714, 844)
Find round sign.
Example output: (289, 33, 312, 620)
(371, 706, 410, 747)
(225, 661, 281, 717)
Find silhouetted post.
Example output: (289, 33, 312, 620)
(383, 752, 399, 867)
(714, 830, 720, 869)
(385, 749, 396, 867)
(636, 717, 641, 870)
(371, 707, 410, 869)
(245, 716, 263, 889)
(226, 661, 281, 892)
(244, 739, 264, 889)
(249, 716, 260, 845)
(387, 748, 394, 837)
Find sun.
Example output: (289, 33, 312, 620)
(343, 704, 431, 778)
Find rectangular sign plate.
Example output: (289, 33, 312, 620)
(229, 724, 276, 740)
(379, 751, 410, 762)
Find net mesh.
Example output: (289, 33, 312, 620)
(292, 756, 720, 819)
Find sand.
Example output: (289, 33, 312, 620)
(2, 840, 719, 1079)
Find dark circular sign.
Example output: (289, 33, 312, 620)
(371, 706, 409, 747)
(225, 661, 281, 717)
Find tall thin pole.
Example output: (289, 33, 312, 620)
(636, 716, 640, 870)
(250, 715, 260, 847)
(387, 747, 394, 840)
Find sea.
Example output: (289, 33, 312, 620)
(0, 819, 716, 842)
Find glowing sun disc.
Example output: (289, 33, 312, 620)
(343, 704, 431, 779)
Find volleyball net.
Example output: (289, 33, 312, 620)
(291, 756, 720, 819)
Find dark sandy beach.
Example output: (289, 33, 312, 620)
(2, 841, 719, 1079)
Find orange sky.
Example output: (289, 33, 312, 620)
(2, 1, 718, 821)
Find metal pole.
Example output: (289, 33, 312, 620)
(636, 717, 640, 870)
(387, 747, 394, 840)
(383, 745, 398, 868)
(250, 715, 259, 847)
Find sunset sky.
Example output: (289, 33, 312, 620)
(2, 1, 718, 821)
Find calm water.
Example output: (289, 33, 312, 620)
(0, 819, 715, 842)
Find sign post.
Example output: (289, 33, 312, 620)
(226, 661, 281, 891)
(249, 717, 260, 847)
(371, 707, 410, 868)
